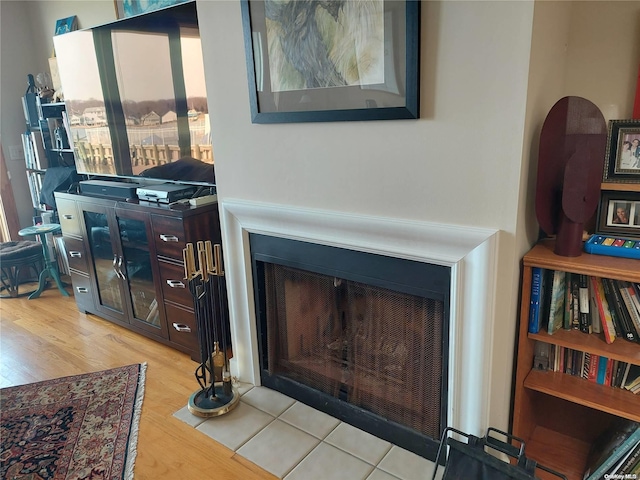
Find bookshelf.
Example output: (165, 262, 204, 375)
(21, 98, 74, 214)
(512, 239, 640, 480)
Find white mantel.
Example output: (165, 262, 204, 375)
(220, 198, 500, 437)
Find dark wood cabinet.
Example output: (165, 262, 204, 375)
(54, 191, 222, 360)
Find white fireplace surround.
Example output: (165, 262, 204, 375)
(220, 198, 500, 438)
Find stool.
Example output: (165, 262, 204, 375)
(0, 241, 45, 298)
(18, 224, 69, 299)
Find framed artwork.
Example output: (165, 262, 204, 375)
(602, 119, 640, 183)
(596, 190, 640, 239)
(114, 0, 190, 19)
(240, 0, 420, 123)
(54, 16, 77, 35)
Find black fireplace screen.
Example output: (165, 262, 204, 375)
(251, 234, 450, 460)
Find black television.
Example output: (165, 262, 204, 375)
(52, 1, 215, 186)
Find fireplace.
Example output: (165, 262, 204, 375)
(250, 234, 450, 459)
(220, 199, 501, 462)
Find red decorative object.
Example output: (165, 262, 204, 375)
(1, 364, 145, 480)
(536, 97, 608, 256)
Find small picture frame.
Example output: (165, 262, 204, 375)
(54, 16, 77, 36)
(602, 119, 640, 183)
(596, 190, 640, 239)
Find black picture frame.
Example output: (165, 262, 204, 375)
(240, 0, 420, 123)
(602, 119, 640, 183)
(596, 190, 640, 239)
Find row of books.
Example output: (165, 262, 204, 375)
(21, 130, 48, 171)
(528, 268, 640, 344)
(533, 341, 640, 393)
(583, 420, 640, 480)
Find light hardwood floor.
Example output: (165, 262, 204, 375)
(0, 284, 277, 480)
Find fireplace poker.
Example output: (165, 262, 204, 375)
(184, 241, 239, 417)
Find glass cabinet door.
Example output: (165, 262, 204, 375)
(81, 206, 125, 317)
(115, 211, 166, 338)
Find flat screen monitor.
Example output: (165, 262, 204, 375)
(53, 1, 214, 185)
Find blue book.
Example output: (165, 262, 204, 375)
(528, 267, 543, 333)
(586, 427, 640, 480)
(597, 357, 609, 385)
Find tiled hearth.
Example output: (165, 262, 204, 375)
(175, 384, 444, 480)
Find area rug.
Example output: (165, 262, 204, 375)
(0, 363, 146, 480)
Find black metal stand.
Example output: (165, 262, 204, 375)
(184, 242, 239, 417)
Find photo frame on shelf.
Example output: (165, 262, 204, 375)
(114, 0, 189, 19)
(240, 0, 420, 123)
(602, 119, 640, 183)
(54, 16, 77, 36)
(596, 190, 640, 239)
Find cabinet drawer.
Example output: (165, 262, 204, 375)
(63, 236, 88, 273)
(70, 271, 93, 311)
(57, 198, 82, 237)
(158, 261, 193, 308)
(151, 215, 185, 259)
(165, 303, 199, 353)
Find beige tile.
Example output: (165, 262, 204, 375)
(366, 469, 402, 480)
(279, 401, 340, 439)
(237, 419, 320, 478)
(241, 385, 296, 416)
(172, 405, 207, 428)
(196, 401, 274, 451)
(377, 446, 439, 480)
(325, 422, 392, 465)
(284, 442, 374, 480)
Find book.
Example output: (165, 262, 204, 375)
(592, 277, 616, 344)
(619, 281, 640, 339)
(597, 356, 609, 385)
(606, 278, 638, 342)
(589, 281, 602, 334)
(547, 270, 566, 335)
(578, 274, 590, 333)
(612, 440, 640, 475)
(625, 364, 640, 392)
(602, 277, 633, 341)
(564, 272, 574, 330)
(583, 420, 640, 480)
(528, 267, 544, 334)
(587, 354, 599, 382)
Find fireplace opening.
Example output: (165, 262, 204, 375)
(250, 234, 451, 460)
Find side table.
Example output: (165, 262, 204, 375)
(18, 224, 70, 299)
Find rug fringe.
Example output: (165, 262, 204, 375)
(124, 362, 147, 480)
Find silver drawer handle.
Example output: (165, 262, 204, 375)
(76, 287, 89, 293)
(159, 234, 179, 242)
(63, 214, 74, 220)
(172, 323, 191, 332)
(166, 280, 185, 288)
(69, 251, 82, 258)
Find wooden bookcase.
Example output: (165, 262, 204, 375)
(512, 239, 640, 480)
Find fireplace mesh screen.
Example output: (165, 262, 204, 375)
(264, 264, 444, 439)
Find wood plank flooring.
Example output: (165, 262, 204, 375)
(0, 285, 277, 480)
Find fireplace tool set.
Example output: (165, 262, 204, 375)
(183, 241, 239, 417)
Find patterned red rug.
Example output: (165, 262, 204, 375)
(0, 363, 146, 480)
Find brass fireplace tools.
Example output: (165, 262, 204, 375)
(184, 241, 239, 417)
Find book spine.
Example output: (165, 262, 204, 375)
(605, 278, 636, 342)
(579, 274, 590, 333)
(592, 277, 616, 344)
(619, 281, 640, 340)
(597, 356, 609, 385)
(529, 267, 543, 334)
(548, 271, 566, 335)
(602, 278, 630, 340)
(564, 272, 573, 330)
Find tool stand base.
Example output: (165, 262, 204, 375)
(187, 383, 240, 418)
